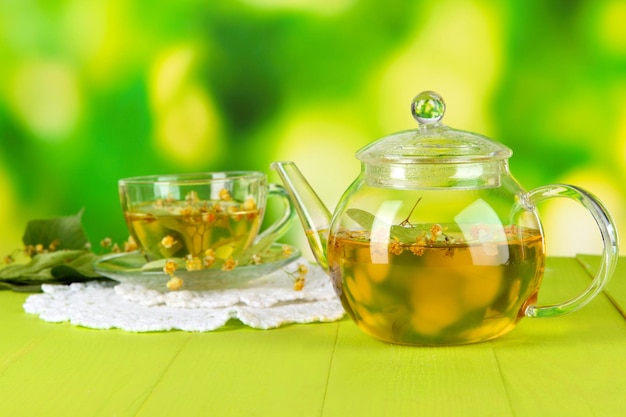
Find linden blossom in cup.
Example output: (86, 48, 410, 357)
(118, 172, 295, 273)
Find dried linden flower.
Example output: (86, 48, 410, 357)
(242, 197, 257, 211)
(213, 202, 224, 213)
(163, 260, 177, 276)
(185, 256, 203, 271)
(430, 224, 443, 238)
(251, 254, 262, 265)
(219, 188, 232, 201)
(124, 236, 138, 252)
(293, 277, 305, 291)
(202, 211, 216, 223)
(409, 244, 425, 256)
(288, 262, 309, 291)
(100, 238, 112, 249)
(297, 263, 308, 275)
(388, 237, 403, 255)
(281, 245, 293, 257)
(222, 257, 238, 271)
(161, 235, 177, 249)
(203, 249, 216, 268)
(167, 276, 184, 291)
(504, 224, 518, 236)
(48, 239, 60, 251)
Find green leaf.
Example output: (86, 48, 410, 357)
(50, 252, 106, 282)
(0, 250, 110, 291)
(0, 250, 85, 280)
(22, 209, 89, 251)
(0, 281, 44, 293)
(346, 208, 426, 243)
(142, 258, 178, 271)
(0, 211, 117, 292)
(346, 208, 377, 230)
(390, 224, 424, 242)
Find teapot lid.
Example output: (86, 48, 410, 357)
(356, 91, 512, 164)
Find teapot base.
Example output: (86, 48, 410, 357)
(350, 316, 520, 346)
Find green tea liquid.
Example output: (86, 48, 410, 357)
(125, 201, 262, 260)
(328, 226, 544, 345)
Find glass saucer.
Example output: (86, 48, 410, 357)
(94, 243, 301, 291)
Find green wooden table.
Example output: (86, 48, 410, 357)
(1, 256, 624, 417)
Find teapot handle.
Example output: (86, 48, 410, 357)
(522, 184, 619, 318)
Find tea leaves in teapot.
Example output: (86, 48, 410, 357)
(346, 208, 376, 230)
(346, 208, 423, 243)
(390, 224, 425, 242)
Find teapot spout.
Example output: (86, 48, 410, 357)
(271, 161, 331, 271)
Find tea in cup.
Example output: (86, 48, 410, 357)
(118, 172, 294, 265)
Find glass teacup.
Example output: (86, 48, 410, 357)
(118, 172, 294, 265)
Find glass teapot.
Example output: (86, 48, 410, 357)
(271, 91, 619, 346)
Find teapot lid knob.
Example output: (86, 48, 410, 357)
(411, 91, 445, 125)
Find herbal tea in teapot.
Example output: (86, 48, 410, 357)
(272, 90, 618, 346)
(328, 224, 544, 345)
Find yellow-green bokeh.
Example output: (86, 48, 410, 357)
(1, 0, 625, 259)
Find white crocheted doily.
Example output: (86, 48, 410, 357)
(23, 259, 345, 332)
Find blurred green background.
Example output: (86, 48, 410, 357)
(1, 0, 625, 259)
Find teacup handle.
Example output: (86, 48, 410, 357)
(245, 184, 295, 256)
(522, 184, 619, 318)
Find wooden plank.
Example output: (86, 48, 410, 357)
(491, 257, 626, 417)
(134, 321, 341, 417)
(1, 256, 624, 417)
(321, 258, 626, 417)
(0, 290, 191, 417)
(1, 332, 193, 417)
(322, 323, 514, 416)
(0, 292, 44, 372)
(576, 254, 626, 318)
(1, 289, 341, 417)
